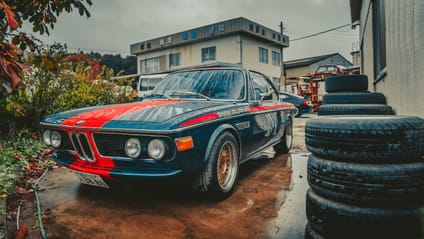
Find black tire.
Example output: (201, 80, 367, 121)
(325, 74, 368, 92)
(304, 222, 324, 239)
(306, 189, 424, 239)
(193, 131, 239, 200)
(307, 155, 424, 207)
(274, 117, 293, 154)
(323, 92, 386, 105)
(317, 104, 395, 116)
(305, 115, 424, 162)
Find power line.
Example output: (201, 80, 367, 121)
(290, 23, 353, 42)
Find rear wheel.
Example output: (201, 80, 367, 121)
(193, 132, 239, 200)
(274, 118, 293, 154)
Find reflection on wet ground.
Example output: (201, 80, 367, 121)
(269, 153, 309, 239)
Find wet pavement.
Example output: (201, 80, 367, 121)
(269, 154, 309, 238)
(13, 114, 314, 239)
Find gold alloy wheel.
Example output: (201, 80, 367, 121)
(217, 141, 237, 191)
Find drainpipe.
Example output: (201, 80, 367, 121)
(239, 35, 243, 66)
(280, 21, 285, 91)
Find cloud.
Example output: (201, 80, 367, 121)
(21, 0, 358, 61)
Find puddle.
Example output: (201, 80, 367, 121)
(268, 153, 309, 239)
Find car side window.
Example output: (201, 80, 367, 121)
(249, 72, 278, 102)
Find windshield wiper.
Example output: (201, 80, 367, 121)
(144, 93, 172, 100)
(169, 91, 211, 101)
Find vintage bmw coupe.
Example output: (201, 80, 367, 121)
(40, 65, 296, 198)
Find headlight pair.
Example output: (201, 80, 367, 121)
(125, 138, 168, 161)
(43, 130, 62, 148)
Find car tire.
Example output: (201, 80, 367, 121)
(317, 104, 395, 116)
(304, 222, 324, 239)
(325, 74, 368, 92)
(306, 189, 424, 239)
(193, 131, 239, 200)
(274, 118, 293, 154)
(307, 155, 424, 207)
(323, 92, 386, 105)
(305, 115, 424, 162)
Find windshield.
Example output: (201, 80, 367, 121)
(150, 69, 245, 101)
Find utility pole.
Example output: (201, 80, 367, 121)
(279, 21, 286, 91)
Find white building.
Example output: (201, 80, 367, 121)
(350, 0, 424, 117)
(130, 17, 289, 89)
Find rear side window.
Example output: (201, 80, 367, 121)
(249, 72, 277, 101)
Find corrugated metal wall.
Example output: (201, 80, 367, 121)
(377, 0, 424, 117)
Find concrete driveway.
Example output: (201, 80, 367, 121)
(28, 114, 314, 239)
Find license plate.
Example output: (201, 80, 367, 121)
(73, 170, 110, 188)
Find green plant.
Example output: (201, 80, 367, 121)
(0, 135, 46, 197)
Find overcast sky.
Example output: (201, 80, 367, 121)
(23, 0, 358, 62)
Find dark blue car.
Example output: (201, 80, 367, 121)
(40, 65, 296, 199)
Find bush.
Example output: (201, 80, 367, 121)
(0, 44, 133, 139)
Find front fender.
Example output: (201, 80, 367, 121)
(203, 124, 241, 164)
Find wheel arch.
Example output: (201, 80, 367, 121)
(204, 124, 241, 164)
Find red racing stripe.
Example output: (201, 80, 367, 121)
(249, 103, 294, 112)
(61, 100, 184, 128)
(180, 112, 219, 127)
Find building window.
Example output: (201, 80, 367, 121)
(159, 39, 165, 46)
(272, 51, 281, 66)
(140, 57, 160, 74)
(191, 31, 197, 39)
(218, 23, 225, 32)
(167, 37, 173, 44)
(272, 33, 276, 39)
(373, 0, 386, 80)
(277, 35, 281, 41)
(209, 25, 215, 34)
(259, 47, 268, 64)
(169, 53, 181, 67)
(249, 23, 254, 31)
(182, 32, 188, 40)
(256, 25, 260, 34)
(262, 29, 265, 36)
(202, 46, 216, 62)
(147, 43, 151, 49)
(140, 44, 144, 50)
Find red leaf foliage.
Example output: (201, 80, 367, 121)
(0, 1, 19, 30)
(13, 225, 28, 239)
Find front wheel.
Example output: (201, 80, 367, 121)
(193, 132, 239, 200)
(274, 118, 293, 154)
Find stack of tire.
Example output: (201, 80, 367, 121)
(318, 74, 395, 116)
(304, 75, 424, 239)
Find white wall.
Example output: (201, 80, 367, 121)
(242, 37, 282, 80)
(136, 35, 282, 81)
(359, 0, 424, 118)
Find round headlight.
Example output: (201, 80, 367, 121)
(43, 130, 52, 146)
(50, 131, 62, 148)
(147, 139, 166, 161)
(125, 138, 141, 158)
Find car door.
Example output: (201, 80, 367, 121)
(245, 71, 283, 156)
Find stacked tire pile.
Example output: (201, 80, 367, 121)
(304, 75, 424, 239)
(318, 74, 395, 116)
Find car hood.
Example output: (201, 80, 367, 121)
(42, 100, 245, 131)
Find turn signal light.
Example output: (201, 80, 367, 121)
(175, 137, 194, 151)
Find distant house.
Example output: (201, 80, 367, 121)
(350, 0, 424, 117)
(283, 53, 352, 84)
(130, 17, 289, 90)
